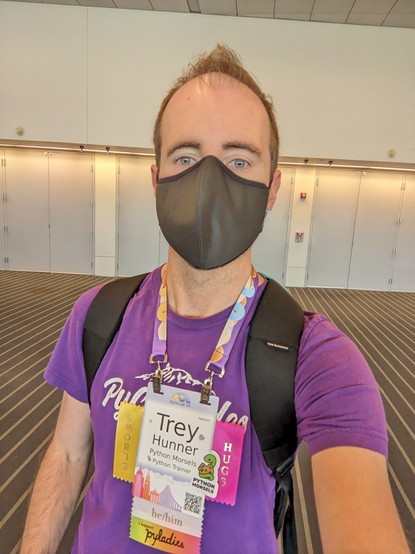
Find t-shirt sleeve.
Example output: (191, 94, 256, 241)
(295, 312, 388, 458)
(44, 285, 104, 404)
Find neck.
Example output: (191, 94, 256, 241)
(166, 249, 253, 318)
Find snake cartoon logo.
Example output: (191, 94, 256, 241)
(198, 454, 217, 481)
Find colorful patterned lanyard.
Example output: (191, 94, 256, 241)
(150, 264, 264, 402)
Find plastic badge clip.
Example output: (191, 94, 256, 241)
(200, 374, 213, 405)
(152, 363, 163, 394)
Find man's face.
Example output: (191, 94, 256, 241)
(152, 73, 280, 208)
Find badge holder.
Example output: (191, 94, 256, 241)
(130, 381, 219, 553)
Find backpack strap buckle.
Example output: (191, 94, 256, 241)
(275, 454, 295, 480)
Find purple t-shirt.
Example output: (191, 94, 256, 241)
(45, 267, 387, 554)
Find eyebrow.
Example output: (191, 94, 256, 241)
(222, 142, 262, 158)
(166, 141, 262, 158)
(166, 142, 201, 158)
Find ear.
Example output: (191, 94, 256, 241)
(151, 164, 158, 195)
(267, 170, 281, 210)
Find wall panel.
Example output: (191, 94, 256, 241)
(49, 152, 94, 274)
(0, 151, 6, 269)
(391, 174, 415, 291)
(348, 172, 404, 290)
(4, 149, 50, 271)
(306, 168, 360, 288)
(117, 156, 160, 276)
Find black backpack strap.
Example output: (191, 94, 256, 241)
(82, 273, 149, 404)
(277, 469, 297, 554)
(245, 278, 304, 554)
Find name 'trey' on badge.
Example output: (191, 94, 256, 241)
(152, 411, 200, 456)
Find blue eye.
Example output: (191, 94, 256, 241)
(231, 159, 247, 169)
(178, 156, 193, 166)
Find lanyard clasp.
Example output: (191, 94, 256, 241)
(149, 354, 168, 394)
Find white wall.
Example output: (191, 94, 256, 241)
(0, 2, 87, 144)
(1, 2, 414, 165)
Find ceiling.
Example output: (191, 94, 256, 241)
(6, 0, 415, 29)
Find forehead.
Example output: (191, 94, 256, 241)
(171, 72, 259, 102)
(160, 73, 271, 141)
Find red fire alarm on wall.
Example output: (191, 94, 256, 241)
(300, 192, 307, 200)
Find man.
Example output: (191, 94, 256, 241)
(21, 45, 408, 554)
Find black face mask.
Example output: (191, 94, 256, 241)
(156, 156, 269, 270)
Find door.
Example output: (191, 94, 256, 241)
(252, 167, 294, 283)
(117, 156, 160, 276)
(49, 152, 94, 274)
(306, 168, 361, 288)
(5, 149, 50, 271)
(348, 171, 404, 290)
(391, 174, 415, 292)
